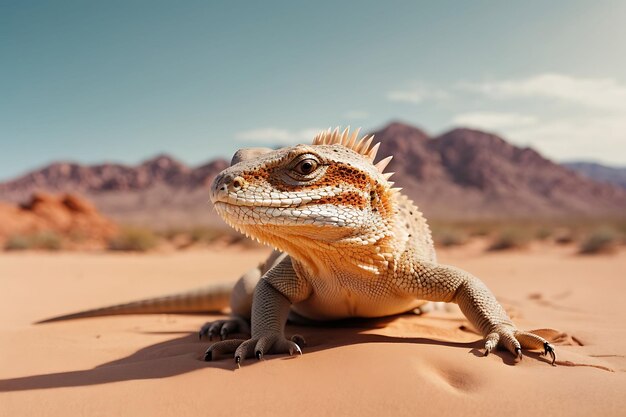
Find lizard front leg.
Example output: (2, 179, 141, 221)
(402, 260, 556, 365)
(199, 250, 287, 341)
(204, 255, 312, 365)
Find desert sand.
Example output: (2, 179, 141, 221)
(1, 242, 625, 417)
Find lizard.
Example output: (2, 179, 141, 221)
(38, 127, 557, 366)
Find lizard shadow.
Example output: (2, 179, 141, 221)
(0, 314, 522, 393)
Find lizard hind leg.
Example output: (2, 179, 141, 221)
(197, 271, 255, 341)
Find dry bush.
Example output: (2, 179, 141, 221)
(108, 227, 159, 252)
(189, 227, 222, 244)
(488, 228, 531, 251)
(535, 227, 553, 241)
(4, 232, 63, 251)
(554, 228, 576, 245)
(579, 228, 619, 254)
(433, 229, 469, 247)
(158, 226, 263, 249)
(4, 235, 30, 251)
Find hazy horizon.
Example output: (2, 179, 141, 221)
(2, 1, 626, 180)
(3, 119, 626, 182)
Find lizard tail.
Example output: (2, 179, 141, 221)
(35, 283, 233, 324)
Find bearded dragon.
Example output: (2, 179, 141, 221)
(39, 127, 557, 366)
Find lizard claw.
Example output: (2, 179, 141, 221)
(543, 342, 557, 366)
(290, 343, 303, 356)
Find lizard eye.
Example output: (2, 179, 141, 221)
(293, 159, 319, 175)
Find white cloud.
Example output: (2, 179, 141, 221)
(461, 73, 626, 111)
(452, 112, 538, 130)
(344, 110, 369, 120)
(448, 73, 626, 164)
(506, 116, 626, 161)
(387, 84, 450, 104)
(234, 128, 323, 144)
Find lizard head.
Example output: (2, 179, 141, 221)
(210, 127, 399, 273)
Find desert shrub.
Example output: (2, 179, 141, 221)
(535, 227, 553, 241)
(554, 229, 576, 245)
(579, 228, 619, 254)
(488, 229, 531, 251)
(4, 235, 31, 251)
(108, 227, 158, 252)
(158, 228, 180, 241)
(4, 232, 62, 251)
(189, 227, 221, 243)
(433, 229, 468, 247)
(32, 231, 63, 250)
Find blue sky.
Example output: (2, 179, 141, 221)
(1, 0, 625, 180)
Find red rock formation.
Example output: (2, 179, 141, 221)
(0, 193, 117, 248)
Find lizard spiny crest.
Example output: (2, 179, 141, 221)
(311, 127, 398, 189)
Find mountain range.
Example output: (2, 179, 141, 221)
(562, 161, 626, 189)
(0, 122, 624, 228)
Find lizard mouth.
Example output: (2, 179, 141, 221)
(210, 185, 345, 209)
(212, 200, 353, 228)
(212, 197, 303, 209)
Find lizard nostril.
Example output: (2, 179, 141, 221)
(231, 177, 244, 190)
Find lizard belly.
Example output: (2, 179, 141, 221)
(292, 290, 422, 321)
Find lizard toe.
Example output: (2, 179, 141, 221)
(204, 339, 247, 361)
(515, 330, 557, 366)
(483, 332, 500, 356)
(199, 317, 250, 341)
(235, 338, 261, 364)
(291, 334, 307, 347)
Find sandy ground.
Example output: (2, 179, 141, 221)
(0, 242, 625, 417)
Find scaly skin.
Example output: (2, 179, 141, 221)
(204, 127, 556, 366)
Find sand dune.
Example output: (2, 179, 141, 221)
(1, 243, 625, 416)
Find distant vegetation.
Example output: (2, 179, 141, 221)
(158, 226, 262, 250)
(430, 218, 625, 254)
(3, 219, 623, 255)
(487, 228, 532, 251)
(579, 228, 620, 254)
(105, 225, 262, 252)
(107, 227, 159, 252)
(4, 232, 63, 251)
(432, 228, 469, 247)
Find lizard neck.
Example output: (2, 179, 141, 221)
(249, 224, 400, 278)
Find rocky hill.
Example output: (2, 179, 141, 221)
(0, 156, 229, 229)
(376, 122, 626, 219)
(0, 122, 624, 226)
